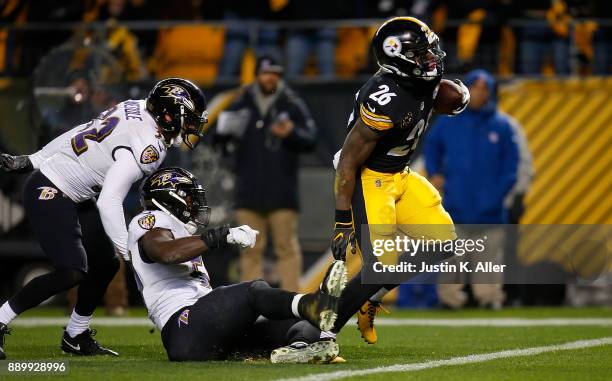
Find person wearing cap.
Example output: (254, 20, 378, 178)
(216, 55, 317, 292)
(424, 69, 522, 310)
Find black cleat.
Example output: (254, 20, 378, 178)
(61, 329, 118, 356)
(0, 322, 10, 360)
(298, 292, 338, 332)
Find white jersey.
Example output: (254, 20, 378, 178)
(30, 99, 167, 202)
(128, 210, 212, 330)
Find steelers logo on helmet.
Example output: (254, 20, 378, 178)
(382, 36, 402, 57)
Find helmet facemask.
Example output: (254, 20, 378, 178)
(180, 108, 208, 150)
(408, 42, 446, 79)
(146, 78, 208, 149)
(384, 39, 445, 81)
(180, 187, 211, 228)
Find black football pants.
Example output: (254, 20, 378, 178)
(161, 280, 321, 361)
(8, 170, 119, 317)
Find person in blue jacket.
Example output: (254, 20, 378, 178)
(425, 69, 519, 224)
(424, 69, 520, 309)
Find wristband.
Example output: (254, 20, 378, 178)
(335, 209, 352, 224)
(201, 225, 230, 250)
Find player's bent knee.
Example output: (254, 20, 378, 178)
(56, 267, 87, 287)
(247, 279, 271, 300)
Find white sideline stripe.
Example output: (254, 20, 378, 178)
(12, 317, 154, 327)
(373, 318, 612, 327)
(273, 337, 612, 381)
(10, 317, 612, 327)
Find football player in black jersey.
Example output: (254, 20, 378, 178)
(329, 17, 470, 344)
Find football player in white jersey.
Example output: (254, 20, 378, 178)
(130, 167, 347, 363)
(0, 78, 208, 359)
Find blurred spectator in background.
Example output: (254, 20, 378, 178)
(424, 69, 519, 309)
(569, 0, 612, 75)
(0, 0, 28, 76)
(518, 0, 571, 75)
(215, 56, 317, 291)
(504, 117, 533, 224)
(9, 0, 85, 76)
(149, 0, 225, 84)
(217, 0, 282, 80)
(53, 70, 116, 136)
(352, 0, 438, 20)
(446, 1, 503, 73)
(92, 0, 148, 81)
(502, 113, 533, 305)
(281, 0, 347, 79)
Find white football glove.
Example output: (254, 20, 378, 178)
(227, 225, 259, 248)
(450, 79, 470, 115)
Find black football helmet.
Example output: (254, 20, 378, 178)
(140, 167, 211, 228)
(146, 78, 208, 149)
(372, 17, 446, 80)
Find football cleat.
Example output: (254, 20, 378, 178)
(270, 340, 339, 364)
(321, 260, 348, 298)
(61, 328, 119, 356)
(329, 355, 347, 364)
(357, 300, 388, 344)
(0, 322, 10, 360)
(298, 292, 338, 332)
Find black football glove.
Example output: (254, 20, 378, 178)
(201, 224, 230, 250)
(331, 209, 356, 261)
(0, 153, 33, 174)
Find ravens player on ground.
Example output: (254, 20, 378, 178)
(130, 167, 346, 363)
(0, 78, 207, 359)
(329, 17, 469, 343)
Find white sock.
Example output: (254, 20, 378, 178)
(0, 302, 18, 325)
(291, 294, 304, 318)
(370, 287, 390, 303)
(66, 310, 93, 338)
(320, 331, 337, 340)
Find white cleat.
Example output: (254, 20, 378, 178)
(321, 260, 348, 298)
(270, 340, 340, 364)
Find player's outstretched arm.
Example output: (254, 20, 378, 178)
(332, 119, 380, 260)
(140, 228, 211, 264)
(140, 225, 258, 265)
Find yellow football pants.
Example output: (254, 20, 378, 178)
(352, 167, 456, 265)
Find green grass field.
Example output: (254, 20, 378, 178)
(3, 307, 612, 381)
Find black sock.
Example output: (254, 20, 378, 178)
(247, 280, 296, 320)
(9, 268, 84, 314)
